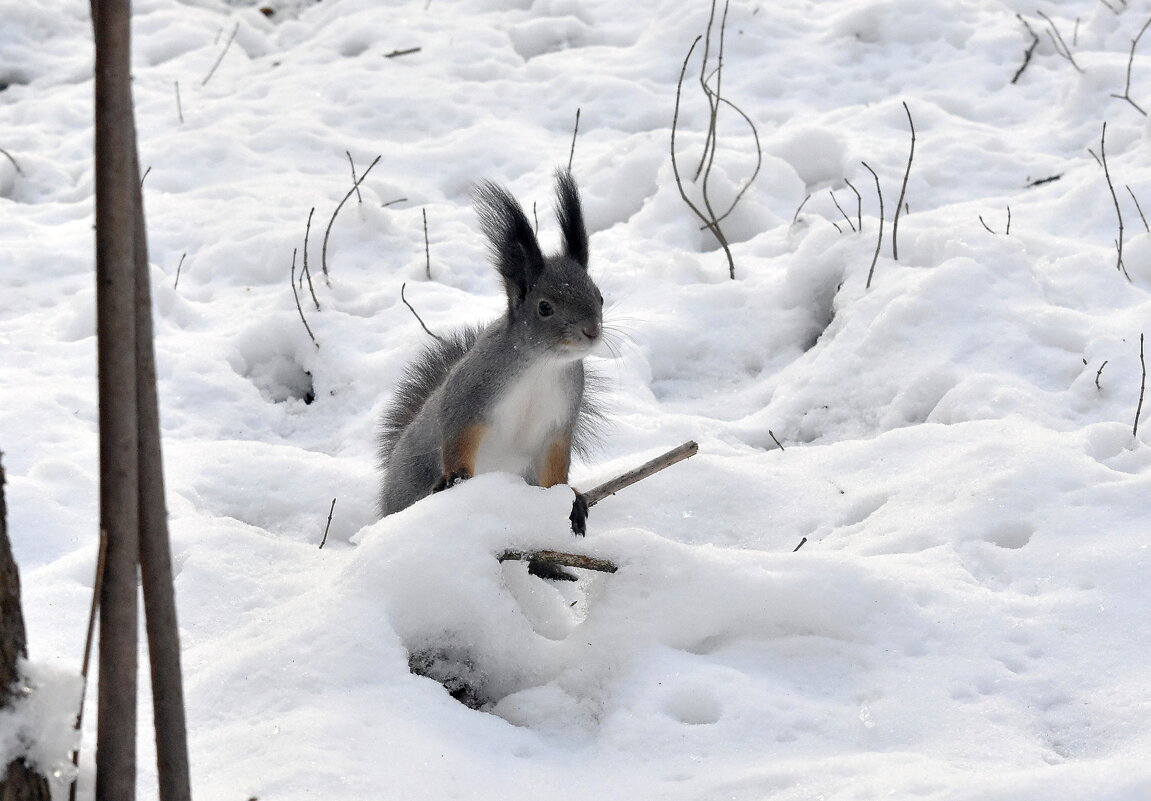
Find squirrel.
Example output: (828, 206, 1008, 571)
(378, 169, 604, 537)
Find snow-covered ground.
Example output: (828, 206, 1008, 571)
(5, 0, 1151, 797)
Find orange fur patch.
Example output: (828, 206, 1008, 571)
(539, 434, 571, 488)
(444, 423, 486, 477)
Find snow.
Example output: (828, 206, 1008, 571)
(4, 0, 1151, 798)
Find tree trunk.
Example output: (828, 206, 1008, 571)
(93, 2, 192, 798)
(132, 146, 192, 801)
(0, 460, 51, 801)
(93, 0, 142, 798)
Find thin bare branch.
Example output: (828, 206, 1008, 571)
(173, 252, 186, 289)
(791, 193, 812, 226)
(583, 441, 699, 507)
(671, 35, 735, 279)
(830, 190, 856, 232)
(1136, 333, 1147, 438)
(322, 153, 381, 281)
(318, 498, 336, 549)
(862, 161, 885, 289)
(201, 21, 240, 86)
(1126, 185, 1150, 232)
(422, 208, 431, 280)
(1, 147, 24, 176)
(891, 101, 915, 261)
(1037, 11, 1085, 73)
(567, 107, 581, 173)
(290, 248, 319, 348)
(1111, 15, 1151, 116)
(301, 206, 320, 310)
(401, 282, 444, 343)
(346, 151, 362, 204)
(844, 178, 863, 232)
(1012, 14, 1041, 83)
(1099, 122, 1131, 281)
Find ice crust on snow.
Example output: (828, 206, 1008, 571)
(5, 0, 1151, 799)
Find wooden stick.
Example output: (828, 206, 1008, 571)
(583, 440, 698, 507)
(494, 441, 699, 576)
(497, 549, 618, 574)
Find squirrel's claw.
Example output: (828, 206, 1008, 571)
(569, 490, 589, 536)
(432, 469, 471, 494)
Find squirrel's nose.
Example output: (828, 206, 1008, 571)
(582, 324, 600, 341)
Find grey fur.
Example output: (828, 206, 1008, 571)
(378, 169, 604, 519)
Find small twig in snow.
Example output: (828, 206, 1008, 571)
(201, 21, 240, 86)
(301, 207, 320, 310)
(401, 282, 444, 343)
(1012, 14, 1041, 84)
(768, 430, 785, 451)
(173, 252, 186, 289)
(891, 101, 915, 261)
(0, 147, 22, 176)
(1111, 16, 1151, 116)
(830, 190, 856, 232)
(671, 35, 735, 279)
(1099, 122, 1131, 281)
(174, 80, 184, 123)
(845, 178, 863, 232)
(384, 47, 421, 59)
(1037, 11, 1085, 73)
(422, 208, 431, 280)
(1136, 334, 1147, 438)
(290, 248, 319, 348)
(791, 194, 812, 226)
(1126, 185, 1150, 232)
(793, 536, 808, 553)
(979, 215, 997, 235)
(346, 152, 363, 204)
(567, 107, 581, 173)
(862, 161, 885, 289)
(322, 153, 381, 281)
(318, 498, 336, 549)
(1096, 360, 1109, 391)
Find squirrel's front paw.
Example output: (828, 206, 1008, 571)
(432, 469, 471, 494)
(569, 491, 589, 536)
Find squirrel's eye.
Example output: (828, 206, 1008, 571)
(597, 292, 604, 306)
(538, 300, 554, 317)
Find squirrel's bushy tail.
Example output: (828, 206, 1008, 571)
(377, 325, 483, 468)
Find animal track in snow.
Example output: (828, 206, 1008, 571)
(662, 685, 723, 725)
(985, 521, 1034, 550)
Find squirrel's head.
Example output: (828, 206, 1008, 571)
(474, 169, 602, 360)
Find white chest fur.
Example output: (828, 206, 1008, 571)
(475, 361, 572, 480)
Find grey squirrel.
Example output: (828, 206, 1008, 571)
(378, 169, 604, 536)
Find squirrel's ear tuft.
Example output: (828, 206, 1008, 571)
(554, 169, 588, 269)
(473, 180, 546, 305)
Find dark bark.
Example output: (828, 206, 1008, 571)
(132, 149, 192, 801)
(1, 461, 51, 801)
(94, 1, 142, 798)
(93, 2, 192, 798)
